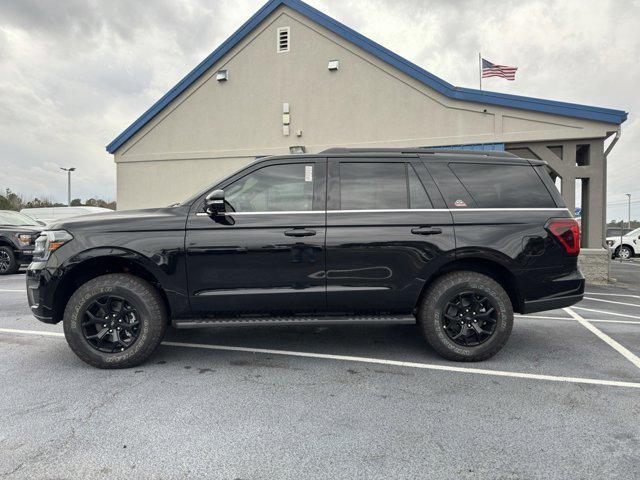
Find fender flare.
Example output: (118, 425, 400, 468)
(58, 247, 168, 282)
(46, 246, 186, 323)
(454, 247, 519, 270)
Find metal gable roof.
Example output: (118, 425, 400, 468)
(105, 0, 628, 154)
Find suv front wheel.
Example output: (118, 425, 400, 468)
(0, 246, 19, 275)
(617, 245, 633, 260)
(418, 271, 513, 362)
(63, 274, 167, 368)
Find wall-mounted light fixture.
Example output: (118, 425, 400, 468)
(328, 60, 340, 71)
(216, 69, 228, 81)
(289, 145, 305, 154)
(282, 103, 290, 136)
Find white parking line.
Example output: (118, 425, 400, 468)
(0, 289, 25, 292)
(583, 297, 640, 308)
(564, 308, 640, 370)
(0, 328, 62, 337)
(586, 292, 640, 299)
(573, 306, 640, 321)
(516, 314, 640, 325)
(1, 327, 639, 390)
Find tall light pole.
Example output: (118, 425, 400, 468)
(626, 193, 632, 230)
(60, 167, 76, 206)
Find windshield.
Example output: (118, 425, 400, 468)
(625, 227, 640, 237)
(0, 211, 40, 226)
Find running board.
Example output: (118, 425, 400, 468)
(172, 315, 416, 329)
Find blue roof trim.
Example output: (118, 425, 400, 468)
(106, 0, 628, 154)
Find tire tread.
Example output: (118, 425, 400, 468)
(63, 274, 167, 369)
(418, 271, 513, 362)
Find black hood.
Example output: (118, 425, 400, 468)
(49, 206, 190, 233)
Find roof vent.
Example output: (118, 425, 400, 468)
(277, 27, 290, 53)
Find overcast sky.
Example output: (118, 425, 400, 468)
(0, 0, 638, 220)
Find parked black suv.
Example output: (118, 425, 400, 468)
(0, 210, 43, 275)
(27, 148, 583, 368)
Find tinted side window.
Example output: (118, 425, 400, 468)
(340, 162, 407, 209)
(408, 164, 433, 209)
(449, 163, 556, 208)
(225, 163, 314, 212)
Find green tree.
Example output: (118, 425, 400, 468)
(0, 188, 24, 211)
(24, 197, 64, 208)
(0, 190, 115, 211)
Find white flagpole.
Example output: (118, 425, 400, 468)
(479, 52, 482, 90)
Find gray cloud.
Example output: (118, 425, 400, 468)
(0, 0, 637, 219)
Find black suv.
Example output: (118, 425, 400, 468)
(0, 210, 42, 275)
(27, 148, 583, 368)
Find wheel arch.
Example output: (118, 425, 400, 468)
(51, 250, 172, 324)
(616, 244, 636, 255)
(417, 257, 522, 313)
(0, 238, 15, 249)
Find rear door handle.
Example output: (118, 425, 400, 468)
(411, 226, 442, 236)
(284, 228, 317, 237)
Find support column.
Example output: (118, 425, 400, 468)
(561, 175, 576, 215)
(584, 140, 606, 248)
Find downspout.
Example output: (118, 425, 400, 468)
(603, 126, 622, 282)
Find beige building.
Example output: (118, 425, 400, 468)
(107, 0, 626, 278)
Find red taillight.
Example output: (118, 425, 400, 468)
(546, 218, 580, 255)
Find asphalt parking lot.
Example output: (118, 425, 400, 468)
(1, 264, 639, 479)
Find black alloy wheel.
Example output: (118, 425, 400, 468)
(0, 249, 11, 273)
(441, 291, 498, 346)
(81, 295, 141, 353)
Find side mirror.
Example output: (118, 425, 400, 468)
(205, 189, 226, 216)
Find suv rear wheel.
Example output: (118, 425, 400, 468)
(418, 271, 513, 361)
(63, 274, 167, 369)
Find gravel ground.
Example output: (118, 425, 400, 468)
(1, 264, 639, 479)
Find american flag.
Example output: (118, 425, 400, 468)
(482, 58, 517, 81)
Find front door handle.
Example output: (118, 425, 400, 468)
(411, 226, 442, 236)
(284, 228, 317, 237)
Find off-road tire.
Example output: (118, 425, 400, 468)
(0, 246, 19, 275)
(418, 271, 513, 362)
(63, 274, 167, 369)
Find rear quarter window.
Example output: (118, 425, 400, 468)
(449, 163, 556, 208)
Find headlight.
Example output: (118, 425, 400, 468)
(606, 240, 614, 247)
(33, 230, 73, 262)
(14, 233, 33, 247)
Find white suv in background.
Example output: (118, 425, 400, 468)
(20, 206, 112, 226)
(606, 227, 640, 259)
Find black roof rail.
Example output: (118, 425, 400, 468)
(320, 147, 517, 158)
